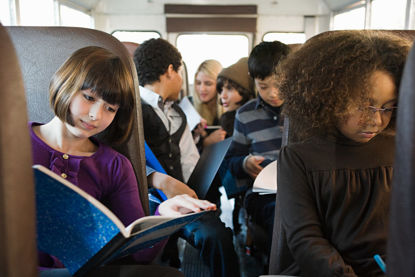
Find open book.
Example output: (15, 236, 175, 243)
(34, 165, 207, 276)
(178, 96, 201, 130)
(252, 160, 277, 194)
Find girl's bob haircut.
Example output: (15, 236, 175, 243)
(49, 46, 135, 145)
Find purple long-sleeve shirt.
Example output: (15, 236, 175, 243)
(30, 122, 165, 268)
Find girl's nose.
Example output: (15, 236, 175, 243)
(370, 110, 383, 126)
(89, 103, 103, 121)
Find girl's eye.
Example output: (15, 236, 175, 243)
(105, 103, 119, 113)
(106, 106, 118, 113)
(83, 94, 95, 101)
(383, 106, 398, 113)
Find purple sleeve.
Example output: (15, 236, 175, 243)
(107, 154, 166, 263)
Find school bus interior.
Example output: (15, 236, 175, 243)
(1, 0, 415, 276)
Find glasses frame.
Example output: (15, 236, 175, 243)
(366, 105, 398, 115)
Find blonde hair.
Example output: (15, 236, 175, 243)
(49, 46, 135, 145)
(193, 59, 223, 125)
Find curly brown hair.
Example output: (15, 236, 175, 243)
(278, 30, 411, 142)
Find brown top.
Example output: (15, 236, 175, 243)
(278, 133, 393, 277)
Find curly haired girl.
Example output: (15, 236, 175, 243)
(276, 30, 411, 276)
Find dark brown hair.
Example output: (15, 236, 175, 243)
(49, 46, 135, 145)
(278, 30, 411, 142)
(216, 76, 254, 107)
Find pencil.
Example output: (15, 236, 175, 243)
(374, 254, 386, 273)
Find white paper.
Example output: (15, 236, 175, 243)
(179, 97, 201, 130)
(252, 160, 277, 194)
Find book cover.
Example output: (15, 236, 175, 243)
(34, 165, 206, 276)
(187, 137, 232, 199)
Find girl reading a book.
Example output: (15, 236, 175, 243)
(275, 30, 411, 276)
(31, 46, 215, 277)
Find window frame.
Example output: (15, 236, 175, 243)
(111, 30, 162, 44)
(174, 31, 252, 87)
(57, 1, 94, 28)
(262, 31, 306, 44)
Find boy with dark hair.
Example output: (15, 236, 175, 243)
(225, 40, 290, 254)
(134, 38, 240, 277)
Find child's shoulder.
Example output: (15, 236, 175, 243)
(282, 136, 335, 160)
(237, 98, 258, 114)
(94, 141, 132, 167)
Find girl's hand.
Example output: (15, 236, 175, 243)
(244, 155, 265, 179)
(158, 194, 216, 216)
(149, 172, 198, 199)
(203, 128, 226, 147)
(193, 118, 208, 138)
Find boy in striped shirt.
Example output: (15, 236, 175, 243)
(225, 41, 290, 252)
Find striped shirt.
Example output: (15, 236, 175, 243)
(225, 96, 283, 180)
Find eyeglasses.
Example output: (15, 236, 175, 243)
(366, 105, 397, 114)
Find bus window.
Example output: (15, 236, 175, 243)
(111, 31, 161, 44)
(176, 34, 249, 85)
(19, 0, 55, 26)
(332, 6, 365, 30)
(263, 32, 306, 44)
(370, 0, 406, 29)
(0, 0, 14, 25)
(60, 4, 94, 28)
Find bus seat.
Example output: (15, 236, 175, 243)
(122, 41, 140, 58)
(6, 26, 150, 215)
(179, 61, 190, 99)
(0, 23, 37, 277)
(387, 41, 415, 276)
(267, 116, 298, 275)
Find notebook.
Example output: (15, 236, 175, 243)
(187, 137, 232, 199)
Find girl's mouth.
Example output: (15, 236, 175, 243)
(80, 120, 97, 130)
(361, 131, 377, 138)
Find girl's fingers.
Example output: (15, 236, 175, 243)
(175, 194, 216, 212)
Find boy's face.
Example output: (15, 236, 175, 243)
(166, 65, 183, 101)
(255, 75, 283, 107)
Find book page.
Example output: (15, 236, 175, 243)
(179, 96, 201, 130)
(110, 211, 208, 258)
(127, 211, 206, 235)
(127, 215, 174, 234)
(252, 160, 277, 194)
